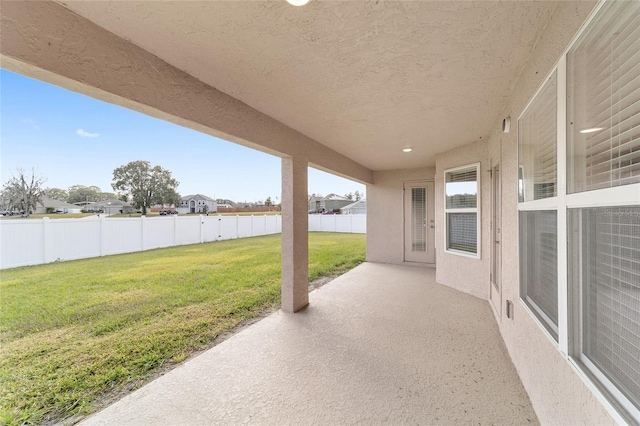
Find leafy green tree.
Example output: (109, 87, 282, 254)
(44, 187, 68, 201)
(354, 190, 362, 201)
(265, 196, 273, 206)
(67, 185, 103, 204)
(1, 169, 45, 217)
(112, 161, 180, 215)
(99, 192, 119, 200)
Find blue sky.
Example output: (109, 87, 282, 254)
(0, 69, 365, 203)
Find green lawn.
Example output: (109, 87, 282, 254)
(0, 232, 365, 425)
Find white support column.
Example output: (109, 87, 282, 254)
(281, 156, 309, 313)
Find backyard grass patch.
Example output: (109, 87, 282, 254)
(0, 232, 365, 425)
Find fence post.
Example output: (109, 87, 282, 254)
(251, 215, 254, 237)
(141, 215, 146, 251)
(173, 214, 178, 246)
(42, 217, 53, 263)
(350, 214, 353, 233)
(236, 215, 239, 239)
(200, 214, 204, 243)
(100, 215, 106, 256)
(218, 215, 222, 240)
(334, 213, 337, 232)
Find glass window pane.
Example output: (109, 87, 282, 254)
(570, 206, 640, 412)
(447, 213, 477, 254)
(519, 210, 558, 339)
(518, 70, 558, 202)
(411, 187, 426, 252)
(567, 1, 640, 193)
(446, 167, 477, 209)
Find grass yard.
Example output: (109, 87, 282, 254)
(0, 232, 365, 425)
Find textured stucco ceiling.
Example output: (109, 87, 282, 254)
(58, 1, 558, 171)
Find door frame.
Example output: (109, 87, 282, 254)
(403, 180, 435, 264)
(489, 161, 502, 319)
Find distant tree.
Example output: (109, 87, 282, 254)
(100, 192, 119, 200)
(202, 204, 209, 214)
(354, 190, 362, 201)
(67, 185, 103, 203)
(112, 160, 180, 215)
(119, 194, 129, 203)
(1, 169, 45, 217)
(345, 192, 354, 200)
(265, 196, 273, 206)
(45, 187, 68, 201)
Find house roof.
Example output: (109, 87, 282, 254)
(92, 199, 132, 207)
(60, 1, 562, 171)
(341, 200, 366, 210)
(181, 194, 216, 202)
(323, 194, 350, 201)
(41, 197, 80, 209)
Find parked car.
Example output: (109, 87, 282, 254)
(159, 210, 169, 215)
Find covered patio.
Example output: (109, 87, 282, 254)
(81, 263, 536, 425)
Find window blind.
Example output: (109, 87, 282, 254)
(446, 168, 478, 209)
(411, 187, 426, 252)
(518, 71, 557, 202)
(573, 207, 640, 411)
(448, 213, 477, 254)
(567, 1, 640, 193)
(520, 210, 558, 339)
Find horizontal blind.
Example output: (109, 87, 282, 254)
(518, 71, 557, 201)
(567, 1, 640, 193)
(448, 213, 477, 253)
(520, 210, 558, 338)
(411, 188, 426, 252)
(578, 206, 640, 411)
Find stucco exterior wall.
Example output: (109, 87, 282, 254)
(434, 141, 490, 300)
(437, 1, 614, 424)
(367, 168, 435, 264)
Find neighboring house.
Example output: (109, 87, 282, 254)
(307, 195, 324, 213)
(177, 194, 217, 214)
(340, 200, 366, 215)
(310, 194, 352, 213)
(35, 197, 83, 214)
(6, 2, 639, 424)
(85, 199, 135, 215)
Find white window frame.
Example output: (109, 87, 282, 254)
(444, 162, 481, 259)
(517, 1, 640, 423)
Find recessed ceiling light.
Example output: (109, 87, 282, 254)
(287, 0, 310, 6)
(402, 147, 413, 153)
(580, 127, 605, 134)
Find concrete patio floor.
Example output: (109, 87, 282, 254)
(81, 262, 538, 425)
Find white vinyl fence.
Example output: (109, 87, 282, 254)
(0, 214, 366, 269)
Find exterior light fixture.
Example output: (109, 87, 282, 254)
(402, 147, 413, 153)
(287, 0, 310, 6)
(580, 127, 605, 134)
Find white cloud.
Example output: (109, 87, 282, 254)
(76, 129, 100, 138)
(20, 118, 39, 129)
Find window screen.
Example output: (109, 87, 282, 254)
(519, 70, 558, 202)
(570, 206, 640, 412)
(445, 165, 479, 256)
(520, 210, 558, 340)
(567, 1, 640, 193)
